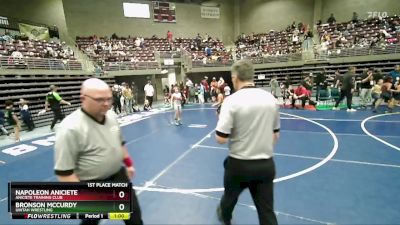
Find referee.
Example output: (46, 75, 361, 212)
(45, 84, 71, 130)
(54, 78, 143, 225)
(215, 59, 279, 225)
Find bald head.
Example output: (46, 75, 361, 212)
(80, 78, 112, 119)
(81, 78, 110, 95)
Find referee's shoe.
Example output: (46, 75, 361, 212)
(217, 205, 231, 225)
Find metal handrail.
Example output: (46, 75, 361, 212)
(103, 61, 159, 71)
(315, 44, 400, 60)
(191, 52, 302, 68)
(0, 56, 83, 70)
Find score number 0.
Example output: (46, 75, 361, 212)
(119, 191, 126, 211)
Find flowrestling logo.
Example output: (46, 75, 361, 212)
(367, 11, 388, 18)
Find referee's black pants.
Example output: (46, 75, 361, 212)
(220, 157, 277, 225)
(50, 107, 65, 130)
(80, 167, 143, 225)
(334, 89, 353, 109)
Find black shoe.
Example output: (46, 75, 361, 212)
(216, 206, 231, 225)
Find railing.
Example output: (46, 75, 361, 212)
(191, 53, 302, 68)
(103, 61, 159, 71)
(181, 48, 192, 71)
(158, 51, 181, 58)
(246, 53, 303, 64)
(192, 59, 234, 68)
(314, 44, 400, 60)
(0, 56, 83, 70)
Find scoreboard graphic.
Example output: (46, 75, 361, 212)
(153, 1, 176, 23)
(8, 182, 132, 220)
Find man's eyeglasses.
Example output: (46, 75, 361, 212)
(84, 95, 113, 104)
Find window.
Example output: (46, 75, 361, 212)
(123, 3, 150, 18)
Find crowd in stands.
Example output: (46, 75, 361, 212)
(317, 13, 400, 55)
(235, 21, 310, 60)
(76, 31, 231, 67)
(0, 31, 76, 66)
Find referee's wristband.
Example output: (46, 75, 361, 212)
(123, 157, 134, 167)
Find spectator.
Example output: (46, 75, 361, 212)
(0, 109, 9, 136)
(270, 76, 279, 98)
(18, 98, 35, 131)
(210, 77, 218, 102)
(292, 84, 316, 109)
(333, 67, 357, 112)
(359, 68, 374, 108)
(11, 50, 24, 65)
(122, 83, 133, 114)
(4, 100, 20, 142)
(143, 99, 151, 111)
(144, 80, 155, 108)
(167, 30, 173, 42)
(302, 73, 313, 91)
(164, 85, 171, 105)
(352, 12, 359, 23)
(373, 69, 384, 83)
(327, 13, 336, 24)
(194, 83, 199, 103)
(218, 77, 225, 90)
(224, 85, 231, 97)
(112, 84, 122, 114)
(186, 78, 194, 88)
(188, 83, 196, 103)
(205, 46, 212, 57)
(371, 79, 383, 108)
(201, 76, 210, 103)
(0, 31, 13, 43)
(333, 69, 342, 88)
(198, 83, 205, 104)
(134, 38, 141, 48)
(131, 81, 139, 105)
(315, 69, 328, 102)
(389, 65, 400, 84)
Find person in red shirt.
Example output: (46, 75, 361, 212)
(167, 30, 173, 43)
(201, 76, 210, 103)
(291, 84, 316, 109)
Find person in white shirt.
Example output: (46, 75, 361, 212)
(170, 86, 183, 125)
(144, 80, 155, 107)
(218, 77, 225, 89)
(135, 38, 141, 48)
(19, 98, 35, 131)
(224, 85, 231, 97)
(186, 78, 193, 88)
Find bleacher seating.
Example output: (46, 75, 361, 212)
(317, 15, 400, 51)
(0, 39, 82, 70)
(76, 35, 230, 69)
(235, 28, 304, 59)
